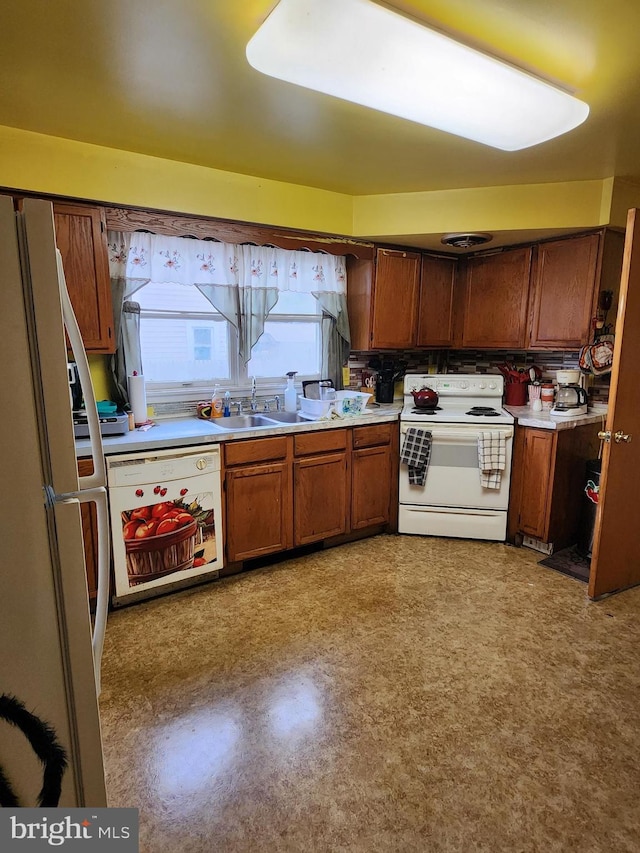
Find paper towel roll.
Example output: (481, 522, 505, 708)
(128, 374, 147, 425)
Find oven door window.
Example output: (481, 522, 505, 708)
(399, 426, 513, 510)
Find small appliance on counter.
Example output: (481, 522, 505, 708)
(74, 401, 129, 437)
(550, 370, 588, 417)
(367, 357, 407, 403)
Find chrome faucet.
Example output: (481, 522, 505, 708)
(250, 376, 258, 412)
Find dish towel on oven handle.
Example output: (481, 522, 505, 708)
(477, 430, 507, 489)
(400, 428, 432, 486)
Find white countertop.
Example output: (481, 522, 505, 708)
(505, 404, 608, 430)
(75, 405, 403, 457)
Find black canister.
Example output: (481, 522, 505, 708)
(376, 377, 395, 404)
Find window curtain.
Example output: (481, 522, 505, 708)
(107, 230, 350, 386)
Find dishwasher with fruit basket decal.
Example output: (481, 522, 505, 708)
(107, 445, 223, 606)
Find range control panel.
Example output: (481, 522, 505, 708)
(403, 374, 504, 397)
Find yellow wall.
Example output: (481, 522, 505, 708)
(353, 179, 616, 239)
(0, 123, 628, 242)
(0, 125, 353, 236)
(2, 124, 633, 396)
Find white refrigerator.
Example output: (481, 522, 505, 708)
(0, 195, 109, 807)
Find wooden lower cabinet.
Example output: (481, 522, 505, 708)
(224, 436, 292, 562)
(294, 452, 348, 544)
(223, 422, 398, 565)
(77, 457, 98, 609)
(225, 462, 292, 561)
(352, 445, 392, 529)
(352, 422, 395, 530)
(508, 423, 600, 551)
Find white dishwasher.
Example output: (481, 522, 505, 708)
(107, 445, 223, 606)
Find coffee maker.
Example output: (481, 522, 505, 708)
(550, 369, 588, 417)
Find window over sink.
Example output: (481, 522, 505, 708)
(136, 281, 322, 394)
(108, 230, 349, 405)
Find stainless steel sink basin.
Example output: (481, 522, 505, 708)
(208, 411, 307, 431)
(209, 414, 275, 431)
(261, 411, 306, 424)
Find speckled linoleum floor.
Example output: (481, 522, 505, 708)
(99, 535, 640, 853)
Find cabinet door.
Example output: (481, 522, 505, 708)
(518, 429, 556, 539)
(351, 445, 392, 529)
(462, 247, 532, 348)
(294, 452, 348, 545)
(416, 255, 457, 346)
(53, 203, 115, 353)
(371, 249, 420, 348)
(226, 462, 291, 561)
(527, 234, 600, 349)
(77, 458, 98, 609)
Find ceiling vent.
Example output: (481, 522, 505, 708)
(441, 232, 493, 249)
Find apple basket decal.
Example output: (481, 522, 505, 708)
(585, 479, 599, 505)
(120, 486, 217, 586)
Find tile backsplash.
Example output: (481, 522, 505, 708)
(348, 349, 610, 403)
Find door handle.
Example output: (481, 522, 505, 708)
(598, 430, 632, 444)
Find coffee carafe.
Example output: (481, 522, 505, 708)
(550, 377, 588, 417)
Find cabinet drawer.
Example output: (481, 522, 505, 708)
(224, 436, 289, 466)
(352, 423, 393, 449)
(294, 429, 348, 456)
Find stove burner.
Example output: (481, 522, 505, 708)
(466, 406, 500, 417)
(410, 406, 441, 415)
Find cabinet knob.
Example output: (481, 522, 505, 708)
(598, 430, 610, 442)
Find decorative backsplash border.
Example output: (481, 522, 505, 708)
(348, 349, 611, 403)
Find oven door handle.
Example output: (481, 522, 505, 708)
(401, 427, 513, 441)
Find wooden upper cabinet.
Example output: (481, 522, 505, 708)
(347, 248, 420, 350)
(416, 254, 457, 347)
(527, 234, 601, 349)
(53, 203, 115, 353)
(461, 247, 532, 348)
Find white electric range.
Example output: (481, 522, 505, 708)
(399, 374, 515, 541)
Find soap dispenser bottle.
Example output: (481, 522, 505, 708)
(284, 371, 297, 413)
(210, 384, 223, 418)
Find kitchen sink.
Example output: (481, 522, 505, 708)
(261, 411, 306, 424)
(209, 414, 275, 431)
(208, 411, 308, 431)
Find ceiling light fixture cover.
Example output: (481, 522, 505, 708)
(246, 0, 589, 151)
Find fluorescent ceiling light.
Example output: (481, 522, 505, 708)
(246, 0, 589, 151)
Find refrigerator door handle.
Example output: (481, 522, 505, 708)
(59, 486, 110, 694)
(56, 250, 106, 491)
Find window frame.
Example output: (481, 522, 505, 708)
(138, 300, 323, 403)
